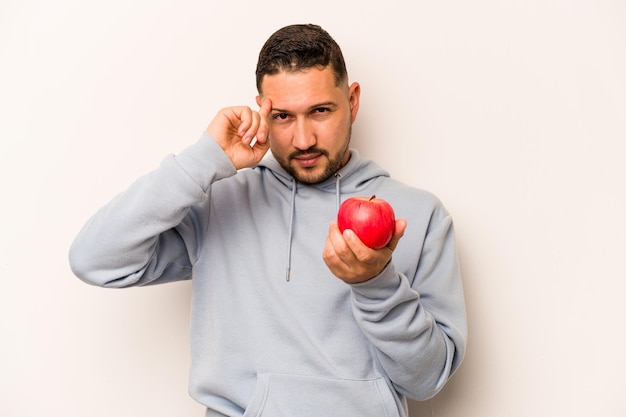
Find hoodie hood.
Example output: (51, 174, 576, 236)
(257, 149, 390, 195)
(256, 149, 390, 281)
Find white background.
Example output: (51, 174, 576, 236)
(2, 1, 625, 416)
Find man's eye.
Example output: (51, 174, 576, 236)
(273, 113, 289, 120)
(313, 107, 329, 114)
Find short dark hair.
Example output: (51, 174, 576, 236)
(255, 24, 348, 93)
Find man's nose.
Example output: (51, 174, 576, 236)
(292, 119, 316, 150)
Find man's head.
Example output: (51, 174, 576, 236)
(255, 24, 348, 94)
(255, 24, 360, 184)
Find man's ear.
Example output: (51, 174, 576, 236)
(255, 96, 262, 107)
(348, 82, 361, 123)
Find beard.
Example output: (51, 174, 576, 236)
(277, 126, 352, 185)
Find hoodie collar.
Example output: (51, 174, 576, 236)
(256, 149, 390, 194)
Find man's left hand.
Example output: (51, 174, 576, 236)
(322, 219, 407, 284)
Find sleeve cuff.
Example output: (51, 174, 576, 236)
(350, 262, 402, 303)
(174, 131, 237, 192)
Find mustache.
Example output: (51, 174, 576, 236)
(288, 147, 329, 160)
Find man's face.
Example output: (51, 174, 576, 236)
(257, 66, 360, 184)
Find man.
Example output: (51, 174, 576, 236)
(70, 24, 467, 417)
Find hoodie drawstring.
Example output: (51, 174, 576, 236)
(335, 172, 343, 211)
(285, 179, 297, 282)
(284, 173, 343, 282)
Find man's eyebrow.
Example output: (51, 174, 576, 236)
(271, 101, 339, 113)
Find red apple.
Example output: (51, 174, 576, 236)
(337, 195, 396, 249)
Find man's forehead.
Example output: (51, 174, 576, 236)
(260, 67, 339, 92)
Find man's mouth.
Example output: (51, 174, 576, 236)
(293, 153, 322, 168)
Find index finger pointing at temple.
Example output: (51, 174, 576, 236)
(256, 99, 272, 144)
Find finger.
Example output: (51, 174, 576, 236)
(244, 112, 262, 147)
(343, 228, 378, 264)
(259, 98, 272, 118)
(325, 222, 353, 264)
(255, 99, 272, 145)
(386, 218, 408, 251)
(236, 107, 256, 145)
(322, 225, 354, 279)
(243, 99, 272, 147)
(333, 228, 362, 267)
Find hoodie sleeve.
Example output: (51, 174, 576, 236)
(68, 132, 237, 287)
(349, 204, 467, 401)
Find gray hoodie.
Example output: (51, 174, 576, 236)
(69, 132, 467, 417)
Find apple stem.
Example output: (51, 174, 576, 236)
(369, 195, 376, 201)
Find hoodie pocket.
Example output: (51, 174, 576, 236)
(242, 372, 401, 417)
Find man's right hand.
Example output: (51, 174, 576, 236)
(206, 99, 272, 170)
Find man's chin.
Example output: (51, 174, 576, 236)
(290, 165, 331, 185)
(292, 170, 323, 184)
